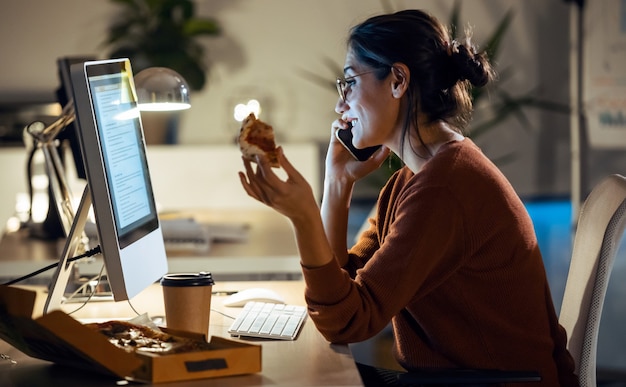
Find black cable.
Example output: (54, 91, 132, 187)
(1, 245, 101, 286)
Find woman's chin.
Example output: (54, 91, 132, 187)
(351, 137, 365, 149)
(353, 141, 371, 150)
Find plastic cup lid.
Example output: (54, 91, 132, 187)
(160, 272, 214, 287)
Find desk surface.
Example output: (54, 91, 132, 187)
(0, 208, 302, 282)
(0, 281, 363, 386)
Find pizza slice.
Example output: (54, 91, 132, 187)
(238, 113, 279, 168)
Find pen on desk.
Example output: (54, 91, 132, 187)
(212, 291, 238, 296)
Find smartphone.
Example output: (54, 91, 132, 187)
(335, 127, 381, 161)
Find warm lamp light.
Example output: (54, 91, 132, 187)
(134, 67, 191, 111)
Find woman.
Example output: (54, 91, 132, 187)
(239, 9, 577, 386)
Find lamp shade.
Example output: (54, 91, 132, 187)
(134, 67, 191, 111)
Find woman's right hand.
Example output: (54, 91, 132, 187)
(326, 118, 390, 184)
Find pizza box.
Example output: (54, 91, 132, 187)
(0, 285, 262, 383)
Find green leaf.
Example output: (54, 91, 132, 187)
(169, 0, 194, 21)
(184, 19, 220, 36)
(483, 10, 513, 61)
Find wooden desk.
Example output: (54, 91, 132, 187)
(0, 208, 302, 283)
(0, 281, 363, 386)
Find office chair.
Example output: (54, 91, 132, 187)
(559, 174, 626, 387)
(397, 174, 626, 386)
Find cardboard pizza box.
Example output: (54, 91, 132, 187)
(0, 285, 262, 383)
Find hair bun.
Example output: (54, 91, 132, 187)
(449, 41, 491, 87)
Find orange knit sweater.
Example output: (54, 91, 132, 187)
(303, 139, 578, 386)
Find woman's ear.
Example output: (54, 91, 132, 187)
(390, 63, 409, 99)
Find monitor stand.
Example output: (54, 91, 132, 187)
(43, 185, 93, 314)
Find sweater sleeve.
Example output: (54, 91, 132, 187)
(343, 216, 380, 277)
(303, 185, 466, 344)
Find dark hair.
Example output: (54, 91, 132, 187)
(348, 9, 495, 152)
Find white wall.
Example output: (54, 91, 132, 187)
(0, 143, 320, 233)
(146, 143, 320, 211)
(0, 148, 28, 230)
(1, 0, 610, 198)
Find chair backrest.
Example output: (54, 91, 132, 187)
(559, 174, 626, 387)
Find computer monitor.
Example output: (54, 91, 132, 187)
(44, 58, 168, 313)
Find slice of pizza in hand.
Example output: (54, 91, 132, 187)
(238, 113, 279, 168)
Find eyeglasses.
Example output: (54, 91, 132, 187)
(335, 70, 377, 102)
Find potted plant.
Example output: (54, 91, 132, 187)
(102, 0, 220, 143)
(103, 0, 220, 91)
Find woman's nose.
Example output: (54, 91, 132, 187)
(335, 98, 348, 114)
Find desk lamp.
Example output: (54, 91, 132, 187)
(135, 67, 191, 112)
(134, 67, 191, 144)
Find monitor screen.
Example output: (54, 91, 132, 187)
(68, 58, 168, 301)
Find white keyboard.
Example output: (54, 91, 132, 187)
(228, 301, 307, 340)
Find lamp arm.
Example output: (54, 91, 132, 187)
(42, 140, 77, 237)
(24, 101, 88, 253)
(27, 101, 75, 144)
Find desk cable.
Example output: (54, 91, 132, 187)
(1, 244, 236, 322)
(211, 308, 236, 320)
(0, 246, 142, 318)
(1, 245, 102, 286)
(64, 264, 106, 315)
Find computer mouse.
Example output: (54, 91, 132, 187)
(222, 288, 286, 307)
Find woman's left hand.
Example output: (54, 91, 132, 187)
(238, 147, 319, 222)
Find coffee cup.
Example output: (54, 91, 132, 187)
(160, 272, 214, 340)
